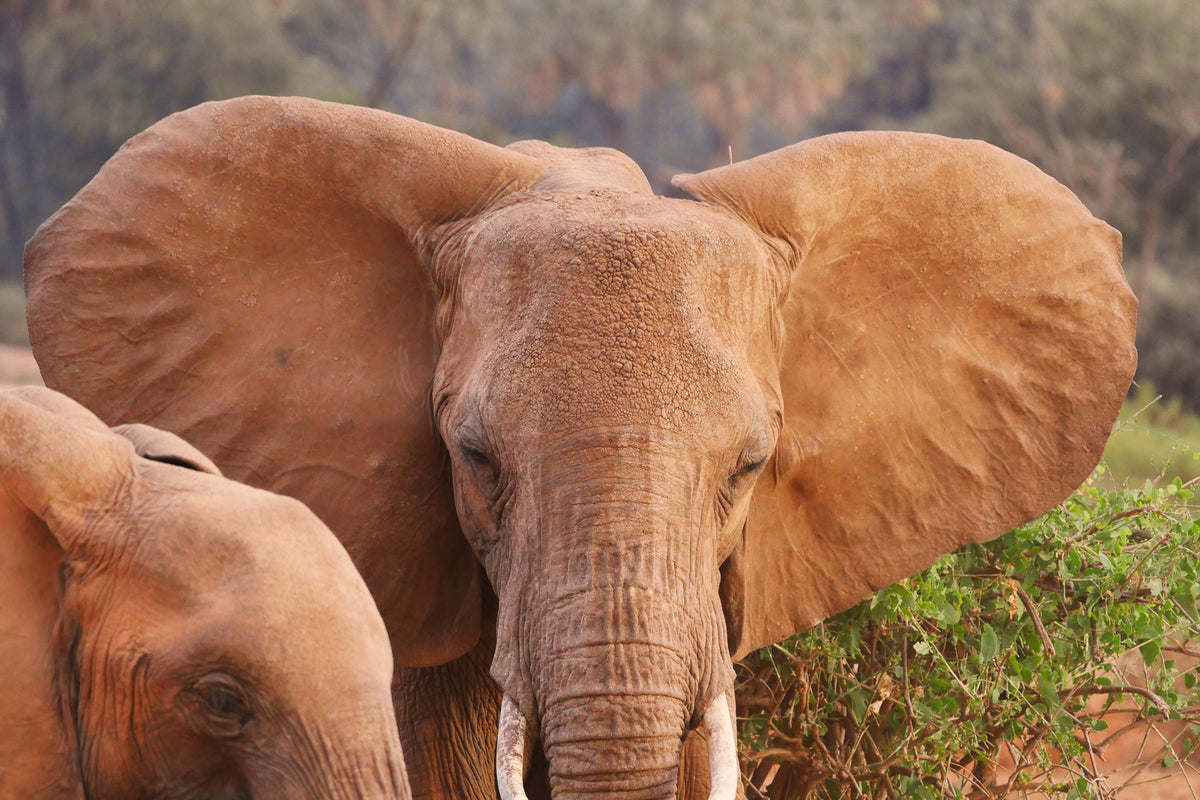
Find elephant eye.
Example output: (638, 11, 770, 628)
(462, 443, 494, 468)
(460, 442, 501, 487)
(191, 673, 254, 737)
(728, 457, 766, 489)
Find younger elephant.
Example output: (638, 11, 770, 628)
(0, 386, 410, 800)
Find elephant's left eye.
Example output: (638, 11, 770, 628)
(727, 457, 766, 490)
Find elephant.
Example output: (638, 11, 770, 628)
(0, 385, 411, 800)
(23, 96, 1137, 800)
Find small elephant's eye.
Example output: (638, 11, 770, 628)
(191, 673, 254, 737)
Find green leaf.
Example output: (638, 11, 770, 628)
(1141, 639, 1162, 666)
(1038, 675, 1060, 709)
(981, 624, 999, 662)
(848, 688, 868, 725)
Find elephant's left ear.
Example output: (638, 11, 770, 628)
(674, 132, 1136, 657)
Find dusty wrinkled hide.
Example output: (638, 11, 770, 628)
(25, 96, 1136, 800)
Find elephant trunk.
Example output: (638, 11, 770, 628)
(490, 458, 739, 799)
(540, 685, 687, 800)
(255, 711, 412, 800)
(496, 690, 738, 800)
(517, 583, 734, 800)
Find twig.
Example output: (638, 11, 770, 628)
(1012, 580, 1056, 657)
(1069, 684, 1172, 717)
(1115, 532, 1172, 596)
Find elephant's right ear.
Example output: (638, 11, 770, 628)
(25, 96, 548, 667)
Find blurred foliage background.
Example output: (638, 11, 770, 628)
(3, 0, 1199, 413)
(3, 2, 1199, 796)
(3, 1, 1199, 398)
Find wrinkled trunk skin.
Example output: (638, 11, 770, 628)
(541, 685, 685, 800)
(530, 583, 728, 800)
(491, 446, 735, 800)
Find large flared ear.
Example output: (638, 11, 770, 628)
(0, 387, 137, 795)
(25, 96, 548, 667)
(674, 132, 1137, 656)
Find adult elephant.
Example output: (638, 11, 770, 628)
(25, 96, 1137, 800)
(0, 386, 410, 799)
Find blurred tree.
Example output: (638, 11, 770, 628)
(0, 0, 344, 281)
(280, 0, 429, 109)
(278, 0, 517, 118)
(0, 0, 115, 279)
(913, 0, 1200, 317)
(463, 0, 934, 183)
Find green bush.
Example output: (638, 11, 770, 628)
(736, 479, 1200, 799)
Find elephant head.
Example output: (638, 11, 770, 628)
(25, 96, 1136, 800)
(0, 386, 409, 800)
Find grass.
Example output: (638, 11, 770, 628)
(1099, 384, 1200, 488)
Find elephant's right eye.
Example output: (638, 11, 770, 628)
(462, 443, 494, 469)
(462, 442, 504, 491)
(190, 673, 254, 738)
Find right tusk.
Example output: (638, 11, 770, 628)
(703, 690, 740, 800)
(496, 694, 531, 800)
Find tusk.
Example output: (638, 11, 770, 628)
(496, 694, 531, 800)
(703, 690, 740, 800)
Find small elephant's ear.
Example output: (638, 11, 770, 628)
(0, 388, 138, 794)
(675, 132, 1136, 656)
(113, 423, 222, 476)
(25, 96, 547, 667)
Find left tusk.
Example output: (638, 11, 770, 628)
(703, 690, 740, 800)
(496, 694, 531, 800)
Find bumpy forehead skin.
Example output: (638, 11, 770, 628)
(451, 192, 780, 436)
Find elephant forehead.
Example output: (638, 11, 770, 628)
(493, 318, 746, 431)
(456, 194, 777, 431)
(466, 192, 769, 323)
(489, 250, 758, 430)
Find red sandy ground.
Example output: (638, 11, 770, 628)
(0, 344, 41, 388)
